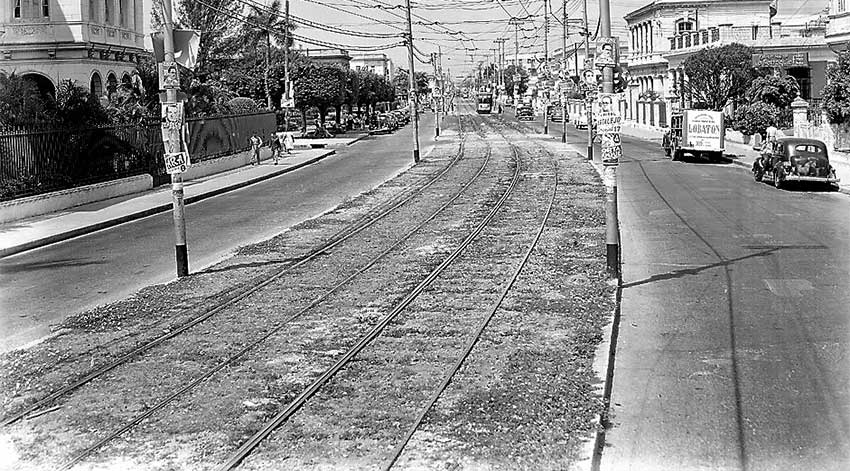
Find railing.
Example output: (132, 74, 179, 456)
(669, 27, 721, 51)
(0, 112, 276, 201)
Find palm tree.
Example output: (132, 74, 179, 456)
(241, 0, 294, 109)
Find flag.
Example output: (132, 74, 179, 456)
(769, 1, 778, 18)
(151, 30, 201, 69)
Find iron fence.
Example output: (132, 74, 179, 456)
(0, 112, 275, 201)
(807, 98, 824, 127)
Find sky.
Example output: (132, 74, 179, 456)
(246, 0, 826, 79)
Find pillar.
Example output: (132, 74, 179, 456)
(791, 95, 809, 137)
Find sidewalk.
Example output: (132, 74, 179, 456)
(0, 147, 336, 258)
(619, 122, 850, 194)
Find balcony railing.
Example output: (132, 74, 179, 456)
(669, 27, 720, 51)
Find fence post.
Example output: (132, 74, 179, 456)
(791, 95, 809, 138)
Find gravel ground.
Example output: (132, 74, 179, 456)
(0, 113, 615, 471)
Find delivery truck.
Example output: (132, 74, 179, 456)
(663, 109, 726, 161)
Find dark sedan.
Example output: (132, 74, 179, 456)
(753, 137, 840, 189)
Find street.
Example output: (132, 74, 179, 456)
(1, 108, 849, 470)
(0, 117, 437, 352)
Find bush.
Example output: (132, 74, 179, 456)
(821, 50, 850, 125)
(732, 102, 782, 137)
(745, 75, 800, 110)
(228, 97, 260, 114)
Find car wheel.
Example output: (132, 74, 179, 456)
(753, 167, 763, 182)
(774, 168, 785, 189)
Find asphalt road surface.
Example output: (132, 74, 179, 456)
(0, 116, 439, 352)
(519, 111, 849, 469)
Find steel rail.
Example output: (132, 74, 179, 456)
(215, 116, 523, 471)
(58, 116, 495, 470)
(2, 116, 469, 428)
(384, 132, 561, 470)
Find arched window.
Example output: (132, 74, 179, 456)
(90, 72, 103, 96)
(42, 0, 49, 17)
(104, 0, 110, 24)
(121, 73, 131, 85)
(106, 73, 118, 96)
(13, 0, 21, 18)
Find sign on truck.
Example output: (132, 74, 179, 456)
(682, 110, 725, 152)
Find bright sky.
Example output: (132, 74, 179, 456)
(257, 0, 826, 79)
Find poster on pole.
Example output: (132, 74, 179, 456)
(161, 102, 191, 173)
(594, 93, 622, 167)
(158, 62, 180, 90)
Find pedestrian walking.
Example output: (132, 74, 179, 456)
(250, 132, 262, 165)
(282, 131, 295, 155)
(269, 132, 281, 164)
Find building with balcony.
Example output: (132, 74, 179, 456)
(0, 0, 146, 98)
(624, 0, 836, 127)
(350, 53, 393, 80)
(827, 0, 850, 52)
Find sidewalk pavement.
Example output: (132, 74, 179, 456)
(619, 122, 850, 194)
(0, 147, 336, 258)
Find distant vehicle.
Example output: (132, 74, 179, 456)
(504, 96, 514, 107)
(662, 110, 725, 161)
(547, 105, 564, 122)
(572, 111, 588, 129)
(752, 137, 840, 189)
(476, 93, 493, 114)
(515, 104, 534, 121)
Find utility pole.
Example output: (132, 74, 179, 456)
(432, 51, 440, 138)
(404, 0, 420, 163)
(283, 0, 290, 130)
(509, 17, 521, 101)
(543, 0, 549, 134)
(160, 0, 189, 277)
(562, 0, 568, 144)
(599, 0, 620, 276)
(583, 0, 593, 160)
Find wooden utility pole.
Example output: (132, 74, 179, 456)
(160, 0, 188, 277)
(432, 51, 440, 138)
(404, 0, 420, 163)
(583, 0, 593, 160)
(562, 0, 568, 144)
(543, 0, 549, 134)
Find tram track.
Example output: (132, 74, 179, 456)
(213, 115, 565, 470)
(2, 115, 475, 427)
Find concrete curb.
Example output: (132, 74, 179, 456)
(0, 149, 336, 259)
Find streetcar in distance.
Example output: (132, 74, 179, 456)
(476, 93, 493, 114)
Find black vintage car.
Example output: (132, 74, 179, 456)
(753, 137, 840, 189)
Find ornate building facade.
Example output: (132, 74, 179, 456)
(0, 0, 146, 97)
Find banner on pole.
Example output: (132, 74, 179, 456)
(158, 62, 180, 90)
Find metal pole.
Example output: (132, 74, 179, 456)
(562, 0, 568, 144)
(583, 0, 593, 160)
(404, 0, 420, 163)
(599, 0, 620, 277)
(160, 0, 189, 278)
(514, 19, 519, 100)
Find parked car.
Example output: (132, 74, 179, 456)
(547, 105, 564, 122)
(752, 137, 840, 189)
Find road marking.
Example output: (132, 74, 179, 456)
(764, 278, 815, 297)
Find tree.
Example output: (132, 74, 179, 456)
(393, 69, 430, 99)
(293, 63, 345, 125)
(240, 0, 293, 109)
(745, 75, 800, 109)
(151, 0, 242, 80)
(731, 101, 781, 137)
(682, 43, 757, 111)
(0, 72, 50, 125)
(733, 75, 799, 131)
(821, 49, 850, 125)
(503, 65, 529, 96)
(53, 80, 110, 127)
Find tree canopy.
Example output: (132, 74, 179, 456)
(821, 49, 850, 125)
(682, 43, 757, 111)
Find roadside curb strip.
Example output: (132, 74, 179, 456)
(0, 149, 336, 259)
